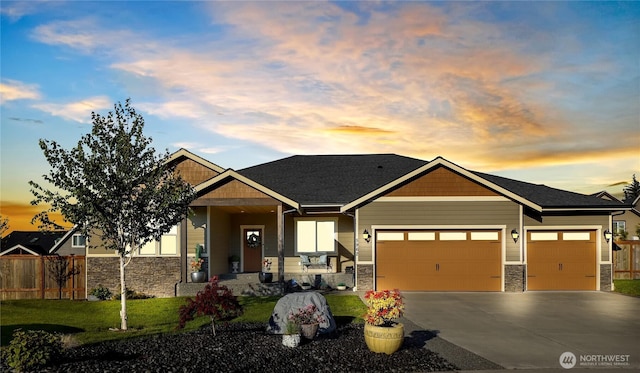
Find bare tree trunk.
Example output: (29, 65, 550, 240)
(119, 254, 128, 330)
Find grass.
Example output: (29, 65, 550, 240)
(1, 294, 366, 347)
(613, 279, 640, 297)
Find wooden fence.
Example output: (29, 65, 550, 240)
(613, 241, 640, 280)
(0, 255, 86, 300)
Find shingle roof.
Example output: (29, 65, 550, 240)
(1, 231, 68, 255)
(238, 154, 427, 205)
(471, 171, 625, 209)
(237, 154, 625, 210)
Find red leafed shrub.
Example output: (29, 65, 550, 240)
(177, 276, 243, 335)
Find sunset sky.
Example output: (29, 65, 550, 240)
(1, 1, 639, 234)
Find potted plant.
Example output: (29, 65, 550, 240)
(282, 321, 301, 347)
(363, 289, 405, 354)
(259, 258, 273, 283)
(288, 304, 325, 339)
(336, 282, 347, 291)
(229, 254, 240, 273)
(190, 244, 206, 283)
(190, 257, 205, 283)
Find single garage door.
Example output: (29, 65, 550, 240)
(376, 230, 502, 291)
(527, 230, 597, 290)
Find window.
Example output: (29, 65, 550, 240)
(138, 226, 179, 256)
(295, 218, 336, 253)
(72, 234, 86, 248)
(613, 221, 626, 235)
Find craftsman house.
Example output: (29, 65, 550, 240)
(85, 149, 626, 297)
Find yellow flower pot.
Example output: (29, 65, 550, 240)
(364, 322, 404, 355)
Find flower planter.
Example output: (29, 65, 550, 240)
(300, 323, 319, 339)
(258, 272, 273, 283)
(364, 323, 404, 355)
(190, 271, 206, 283)
(282, 334, 301, 347)
(336, 285, 347, 291)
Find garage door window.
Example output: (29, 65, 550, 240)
(377, 232, 405, 241)
(471, 232, 499, 240)
(439, 232, 467, 240)
(530, 232, 558, 241)
(408, 232, 436, 241)
(562, 232, 591, 241)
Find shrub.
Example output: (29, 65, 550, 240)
(2, 329, 63, 372)
(177, 276, 243, 335)
(89, 284, 112, 300)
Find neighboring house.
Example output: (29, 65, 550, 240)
(86, 149, 627, 297)
(0, 229, 86, 257)
(0, 230, 79, 256)
(593, 191, 640, 240)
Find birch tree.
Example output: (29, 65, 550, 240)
(30, 99, 196, 330)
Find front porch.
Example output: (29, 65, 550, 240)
(176, 271, 356, 297)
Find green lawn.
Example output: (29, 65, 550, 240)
(1, 294, 366, 346)
(613, 279, 640, 297)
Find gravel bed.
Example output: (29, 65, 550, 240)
(12, 323, 463, 373)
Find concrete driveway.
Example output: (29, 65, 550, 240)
(402, 292, 640, 370)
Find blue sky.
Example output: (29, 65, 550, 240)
(1, 1, 639, 231)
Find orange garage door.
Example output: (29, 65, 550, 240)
(376, 230, 502, 291)
(527, 230, 597, 290)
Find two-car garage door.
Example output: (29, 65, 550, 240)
(376, 230, 502, 291)
(375, 229, 598, 291)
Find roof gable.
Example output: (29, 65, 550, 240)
(196, 169, 300, 209)
(386, 166, 500, 197)
(168, 148, 225, 185)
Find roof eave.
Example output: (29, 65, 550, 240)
(167, 148, 226, 173)
(542, 206, 630, 212)
(0, 245, 41, 256)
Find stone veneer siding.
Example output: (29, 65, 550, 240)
(356, 264, 374, 291)
(600, 263, 612, 292)
(504, 265, 525, 292)
(87, 257, 181, 298)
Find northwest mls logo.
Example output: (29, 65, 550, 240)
(560, 352, 576, 369)
(559, 352, 631, 369)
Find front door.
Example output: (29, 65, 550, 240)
(242, 228, 263, 272)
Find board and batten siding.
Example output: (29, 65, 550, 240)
(358, 200, 521, 262)
(524, 214, 610, 262)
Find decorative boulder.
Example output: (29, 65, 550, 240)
(267, 292, 336, 335)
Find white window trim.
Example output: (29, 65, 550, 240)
(524, 225, 604, 291)
(294, 217, 337, 254)
(137, 225, 180, 257)
(71, 234, 86, 248)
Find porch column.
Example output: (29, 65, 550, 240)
(180, 217, 188, 283)
(277, 204, 284, 286)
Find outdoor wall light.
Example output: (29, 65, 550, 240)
(511, 229, 520, 243)
(604, 229, 612, 243)
(363, 229, 371, 243)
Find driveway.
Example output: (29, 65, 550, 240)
(402, 292, 640, 370)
